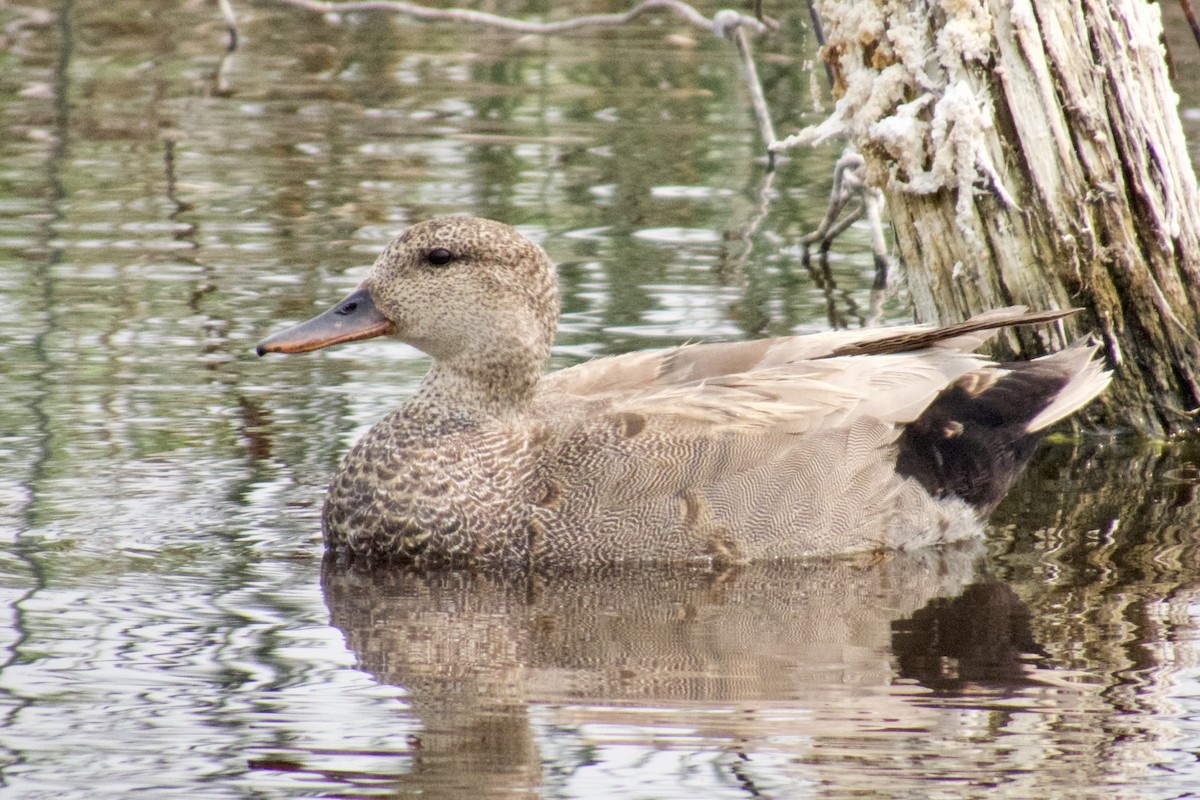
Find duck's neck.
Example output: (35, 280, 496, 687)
(410, 350, 546, 421)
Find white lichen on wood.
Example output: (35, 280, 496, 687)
(774, 0, 1015, 245)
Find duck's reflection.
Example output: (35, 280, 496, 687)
(892, 578, 1043, 692)
(321, 541, 1034, 794)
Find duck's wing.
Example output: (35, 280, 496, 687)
(529, 349, 991, 563)
(528, 336, 1109, 565)
(576, 348, 992, 435)
(541, 307, 1082, 434)
(542, 306, 1078, 398)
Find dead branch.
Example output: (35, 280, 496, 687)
(267, 0, 769, 36)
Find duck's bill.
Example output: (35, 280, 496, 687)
(256, 286, 395, 356)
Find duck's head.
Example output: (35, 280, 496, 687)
(256, 217, 560, 369)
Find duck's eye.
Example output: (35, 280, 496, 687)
(426, 248, 453, 266)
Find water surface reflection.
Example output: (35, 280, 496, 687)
(319, 545, 987, 797)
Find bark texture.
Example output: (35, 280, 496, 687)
(796, 0, 1200, 435)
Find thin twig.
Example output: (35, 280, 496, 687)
(728, 23, 777, 158)
(794, 150, 891, 326)
(798, 152, 864, 250)
(270, 0, 769, 36)
(1179, 0, 1200, 51)
(805, 0, 834, 89)
(218, 0, 239, 50)
(863, 191, 888, 286)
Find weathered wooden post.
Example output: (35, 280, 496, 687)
(779, 0, 1200, 436)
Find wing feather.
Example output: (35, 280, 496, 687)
(541, 306, 1067, 401)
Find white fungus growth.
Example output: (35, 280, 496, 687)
(778, 0, 1019, 241)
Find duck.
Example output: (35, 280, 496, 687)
(257, 216, 1110, 569)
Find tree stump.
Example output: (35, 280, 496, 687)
(787, 0, 1200, 436)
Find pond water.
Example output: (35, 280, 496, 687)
(2, 1, 1200, 797)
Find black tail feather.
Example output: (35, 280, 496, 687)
(895, 359, 1075, 513)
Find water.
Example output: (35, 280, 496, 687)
(2, 1, 1200, 797)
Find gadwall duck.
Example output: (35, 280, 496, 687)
(258, 216, 1110, 569)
